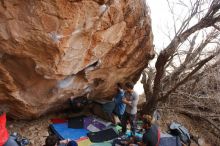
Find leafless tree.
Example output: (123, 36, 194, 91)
(142, 0, 220, 113)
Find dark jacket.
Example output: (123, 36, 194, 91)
(142, 124, 160, 146)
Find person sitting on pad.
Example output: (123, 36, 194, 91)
(136, 115, 160, 146)
(113, 115, 160, 146)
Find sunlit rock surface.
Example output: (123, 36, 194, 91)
(0, 0, 154, 119)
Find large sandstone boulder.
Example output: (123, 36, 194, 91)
(0, 0, 154, 119)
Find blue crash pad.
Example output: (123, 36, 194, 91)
(50, 123, 89, 140)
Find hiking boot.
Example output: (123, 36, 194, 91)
(20, 138, 29, 146)
(119, 132, 128, 139)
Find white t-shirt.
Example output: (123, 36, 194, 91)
(125, 91, 139, 115)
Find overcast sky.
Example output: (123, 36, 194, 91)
(147, 0, 171, 49)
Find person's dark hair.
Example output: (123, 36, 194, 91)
(125, 82, 134, 89)
(0, 105, 9, 115)
(67, 140, 78, 146)
(116, 83, 123, 89)
(45, 135, 60, 146)
(143, 115, 152, 127)
(0, 107, 3, 115)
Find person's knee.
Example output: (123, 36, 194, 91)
(4, 136, 19, 146)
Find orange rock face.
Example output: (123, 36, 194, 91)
(0, 0, 154, 119)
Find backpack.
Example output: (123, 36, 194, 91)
(169, 122, 191, 145)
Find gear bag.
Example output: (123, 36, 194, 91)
(169, 122, 191, 145)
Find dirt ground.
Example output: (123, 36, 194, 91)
(158, 110, 220, 146)
(6, 110, 85, 146)
(6, 107, 219, 146)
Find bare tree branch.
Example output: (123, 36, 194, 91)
(177, 108, 220, 132)
(151, 0, 220, 103)
(141, 69, 154, 100)
(213, 24, 220, 31)
(184, 34, 198, 62)
(160, 53, 218, 102)
(167, 30, 219, 85)
(143, 0, 220, 114)
(166, 0, 177, 34)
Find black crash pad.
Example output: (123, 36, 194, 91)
(87, 128, 119, 142)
